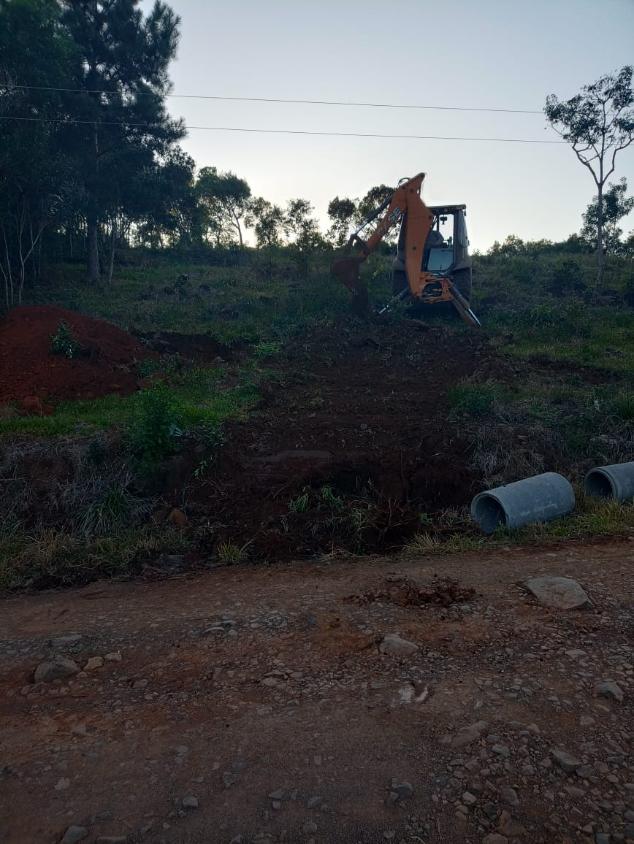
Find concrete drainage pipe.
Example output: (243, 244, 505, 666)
(471, 472, 575, 534)
(584, 461, 634, 502)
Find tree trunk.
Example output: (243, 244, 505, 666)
(596, 182, 605, 289)
(107, 218, 116, 285)
(87, 211, 100, 283)
(232, 211, 243, 247)
(87, 118, 101, 283)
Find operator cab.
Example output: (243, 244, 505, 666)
(393, 203, 472, 301)
(424, 205, 469, 274)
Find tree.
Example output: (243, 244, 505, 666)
(0, 0, 77, 305)
(327, 196, 357, 246)
(489, 234, 526, 256)
(284, 198, 325, 276)
(130, 147, 197, 251)
(545, 66, 634, 287)
(195, 166, 251, 246)
(580, 178, 634, 254)
(354, 184, 394, 227)
(59, 0, 184, 282)
(246, 198, 285, 249)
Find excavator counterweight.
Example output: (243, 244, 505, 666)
(330, 173, 480, 326)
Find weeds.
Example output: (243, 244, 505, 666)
(216, 541, 248, 564)
(448, 380, 503, 418)
(610, 391, 634, 421)
(78, 484, 152, 538)
(253, 340, 282, 359)
(50, 320, 80, 359)
(289, 491, 310, 513)
(0, 525, 191, 591)
(320, 485, 344, 510)
(403, 532, 485, 556)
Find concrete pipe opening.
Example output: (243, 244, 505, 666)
(471, 493, 507, 534)
(471, 472, 575, 534)
(584, 469, 614, 499)
(584, 461, 634, 502)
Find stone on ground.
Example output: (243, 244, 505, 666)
(34, 657, 80, 683)
(379, 634, 418, 657)
(551, 747, 582, 773)
(60, 827, 88, 844)
(525, 576, 590, 609)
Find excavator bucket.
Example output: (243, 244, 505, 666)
(330, 255, 369, 314)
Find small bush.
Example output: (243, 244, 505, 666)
(289, 491, 310, 513)
(50, 321, 80, 359)
(128, 384, 182, 469)
(78, 484, 152, 537)
(320, 485, 344, 510)
(217, 541, 247, 564)
(548, 259, 585, 297)
(610, 391, 634, 421)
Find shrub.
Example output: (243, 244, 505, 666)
(548, 259, 586, 297)
(128, 384, 182, 469)
(78, 484, 152, 537)
(50, 321, 80, 359)
(610, 391, 634, 421)
(289, 491, 310, 513)
(320, 485, 344, 510)
(217, 541, 247, 564)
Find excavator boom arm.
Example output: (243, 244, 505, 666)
(331, 173, 432, 304)
(330, 170, 480, 326)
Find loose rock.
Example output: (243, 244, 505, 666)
(525, 576, 590, 610)
(105, 652, 122, 662)
(379, 634, 418, 657)
(451, 721, 489, 748)
(551, 748, 582, 773)
(596, 680, 624, 702)
(60, 827, 89, 844)
(500, 786, 519, 807)
(34, 657, 80, 683)
(389, 781, 414, 801)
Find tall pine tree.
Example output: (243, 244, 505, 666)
(59, 0, 184, 281)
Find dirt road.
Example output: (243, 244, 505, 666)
(1, 540, 633, 844)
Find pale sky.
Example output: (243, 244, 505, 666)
(142, 0, 634, 250)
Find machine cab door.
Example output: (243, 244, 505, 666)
(424, 213, 456, 274)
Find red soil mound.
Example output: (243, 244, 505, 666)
(0, 305, 150, 404)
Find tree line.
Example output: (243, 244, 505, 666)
(1, 1, 632, 308)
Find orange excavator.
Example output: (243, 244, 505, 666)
(330, 173, 480, 326)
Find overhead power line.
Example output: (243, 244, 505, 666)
(7, 85, 543, 115)
(0, 115, 562, 144)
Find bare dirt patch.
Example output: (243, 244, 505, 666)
(0, 305, 152, 404)
(189, 319, 504, 559)
(345, 575, 477, 607)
